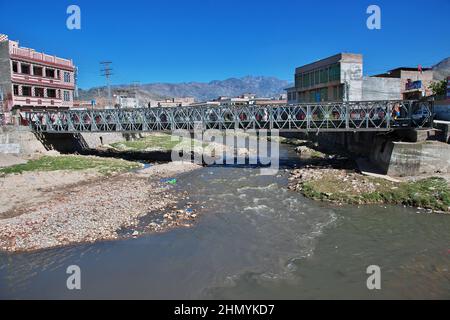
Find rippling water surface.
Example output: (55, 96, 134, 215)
(1, 146, 449, 299)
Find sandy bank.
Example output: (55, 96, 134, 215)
(0, 161, 201, 252)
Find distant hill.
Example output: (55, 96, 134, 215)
(78, 76, 291, 103)
(433, 57, 450, 80)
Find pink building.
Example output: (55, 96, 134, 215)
(0, 34, 76, 119)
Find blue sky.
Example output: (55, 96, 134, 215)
(1, 0, 449, 89)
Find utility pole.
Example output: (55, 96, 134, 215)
(100, 61, 113, 107)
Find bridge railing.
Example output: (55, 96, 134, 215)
(24, 100, 434, 133)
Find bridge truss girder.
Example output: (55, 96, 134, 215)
(25, 100, 433, 133)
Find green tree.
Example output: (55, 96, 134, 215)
(429, 80, 447, 96)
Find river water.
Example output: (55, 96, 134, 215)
(1, 146, 449, 299)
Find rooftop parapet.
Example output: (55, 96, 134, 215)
(8, 39, 74, 69)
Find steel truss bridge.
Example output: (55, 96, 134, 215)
(25, 100, 433, 133)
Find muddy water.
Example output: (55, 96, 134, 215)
(0, 146, 449, 299)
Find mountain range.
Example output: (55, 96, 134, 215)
(78, 76, 292, 103)
(78, 56, 449, 104)
(432, 57, 450, 80)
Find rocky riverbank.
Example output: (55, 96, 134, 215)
(278, 135, 450, 213)
(0, 160, 201, 252)
(288, 166, 450, 213)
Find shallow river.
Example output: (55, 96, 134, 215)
(1, 146, 449, 299)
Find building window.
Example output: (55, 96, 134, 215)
(336, 85, 342, 100)
(12, 61, 18, 73)
(330, 63, 340, 82)
(47, 88, 57, 98)
(45, 68, 55, 78)
(35, 87, 45, 97)
(314, 70, 320, 86)
(22, 86, 32, 96)
(320, 88, 328, 101)
(63, 91, 71, 101)
(33, 66, 43, 77)
(21, 63, 30, 75)
(13, 85, 19, 96)
(295, 74, 301, 88)
(64, 72, 71, 83)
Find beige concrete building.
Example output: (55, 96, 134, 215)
(286, 53, 402, 103)
(188, 95, 286, 108)
(216, 97, 249, 107)
(252, 98, 287, 106)
(189, 101, 220, 108)
(373, 67, 434, 100)
(149, 97, 195, 108)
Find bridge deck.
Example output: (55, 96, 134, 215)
(25, 100, 433, 133)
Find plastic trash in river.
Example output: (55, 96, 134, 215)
(161, 178, 177, 185)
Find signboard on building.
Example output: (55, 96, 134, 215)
(406, 80, 422, 91)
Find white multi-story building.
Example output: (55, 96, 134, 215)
(114, 89, 138, 108)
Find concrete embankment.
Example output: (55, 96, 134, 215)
(0, 126, 47, 156)
(0, 126, 49, 168)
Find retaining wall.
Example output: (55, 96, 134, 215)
(0, 126, 47, 155)
(381, 141, 450, 176)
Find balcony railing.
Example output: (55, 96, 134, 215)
(10, 47, 73, 68)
